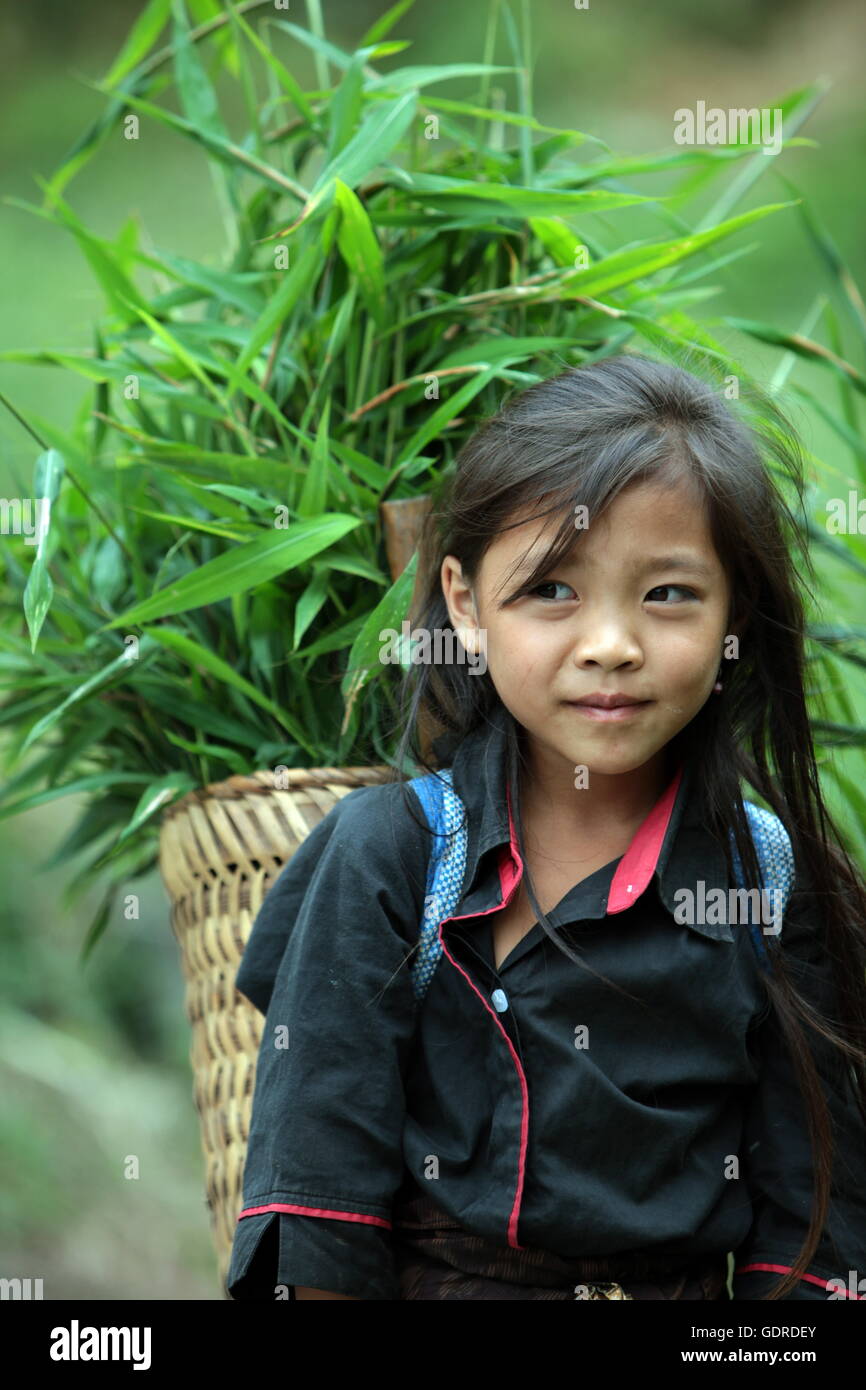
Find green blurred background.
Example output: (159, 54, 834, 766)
(1, 0, 864, 1299)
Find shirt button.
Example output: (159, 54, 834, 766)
(491, 988, 509, 1012)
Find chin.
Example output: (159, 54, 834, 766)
(548, 738, 654, 777)
(582, 753, 656, 778)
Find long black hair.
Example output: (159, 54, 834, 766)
(387, 351, 866, 1300)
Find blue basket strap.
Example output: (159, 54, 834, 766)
(728, 802, 794, 972)
(406, 768, 468, 1003)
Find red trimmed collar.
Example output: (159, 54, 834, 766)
(502, 763, 685, 916)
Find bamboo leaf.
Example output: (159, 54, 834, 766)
(103, 514, 362, 627)
(691, 79, 829, 230)
(227, 239, 322, 388)
(725, 318, 866, 396)
(806, 519, 866, 579)
(91, 535, 127, 607)
(811, 721, 866, 748)
(141, 624, 316, 751)
(341, 552, 418, 728)
(271, 18, 361, 73)
(360, 0, 418, 45)
(0, 350, 227, 419)
(412, 95, 601, 143)
(38, 797, 134, 870)
(25, 183, 151, 323)
(198, 483, 276, 512)
(778, 176, 866, 349)
(437, 335, 578, 368)
(22, 449, 64, 652)
(389, 363, 500, 481)
(84, 77, 310, 201)
(309, 90, 418, 198)
(317, 551, 386, 583)
(365, 62, 519, 93)
(228, 5, 316, 122)
(104, 0, 172, 87)
(327, 54, 365, 160)
(558, 203, 792, 300)
(125, 506, 254, 541)
(292, 568, 330, 650)
(135, 678, 263, 747)
(333, 178, 386, 326)
(297, 401, 332, 519)
(790, 385, 866, 465)
(171, 0, 228, 139)
(163, 730, 249, 774)
(113, 770, 199, 847)
(0, 773, 157, 824)
(402, 173, 650, 220)
(19, 638, 160, 755)
(114, 439, 303, 492)
(144, 249, 267, 316)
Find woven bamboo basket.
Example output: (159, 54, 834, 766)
(158, 765, 394, 1290)
(157, 495, 434, 1292)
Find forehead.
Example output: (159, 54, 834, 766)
(484, 474, 717, 571)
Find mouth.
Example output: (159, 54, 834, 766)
(563, 698, 654, 722)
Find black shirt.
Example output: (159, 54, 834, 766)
(226, 701, 866, 1300)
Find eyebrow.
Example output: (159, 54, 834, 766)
(507, 551, 716, 582)
(633, 554, 716, 578)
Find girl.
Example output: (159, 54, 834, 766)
(227, 353, 866, 1301)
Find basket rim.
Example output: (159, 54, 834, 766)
(160, 763, 396, 824)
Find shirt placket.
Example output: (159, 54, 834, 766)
(434, 861, 531, 1250)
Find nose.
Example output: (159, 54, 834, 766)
(570, 610, 643, 672)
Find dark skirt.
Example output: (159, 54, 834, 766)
(392, 1186, 729, 1301)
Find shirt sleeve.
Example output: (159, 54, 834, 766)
(731, 867, 866, 1301)
(225, 780, 430, 1301)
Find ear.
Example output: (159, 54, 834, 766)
(440, 554, 480, 643)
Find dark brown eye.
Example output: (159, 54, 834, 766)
(531, 581, 573, 600)
(646, 585, 695, 603)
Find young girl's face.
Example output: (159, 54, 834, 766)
(441, 473, 734, 783)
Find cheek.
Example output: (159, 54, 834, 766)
(484, 621, 551, 684)
(503, 615, 570, 652)
(660, 636, 719, 694)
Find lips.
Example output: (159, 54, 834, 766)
(564, 693, 653, 723)
(568, 694, 650, 709)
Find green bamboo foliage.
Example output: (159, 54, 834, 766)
(1, 0, 864, 950)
